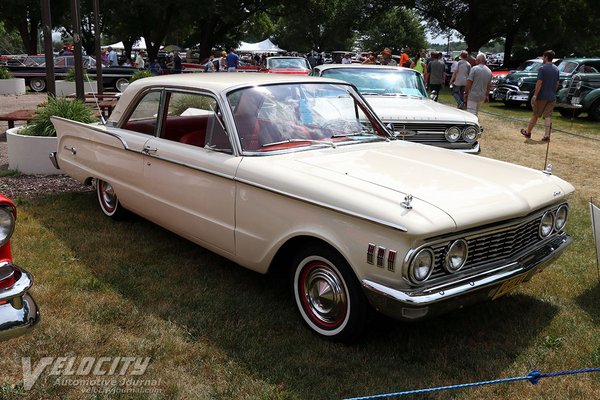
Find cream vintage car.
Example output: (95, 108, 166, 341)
(51, 73, 573, 342)
(310, 64, 482, 153)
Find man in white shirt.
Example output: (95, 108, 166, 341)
(135, 50, 145, 69)
(450, 51, 471, 109)
(464, 53, 492, 116)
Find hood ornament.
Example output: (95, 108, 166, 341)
(401, 194, 413, 210)
(543, 163, 553, 175)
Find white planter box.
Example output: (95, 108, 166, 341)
(6, 127, 59, 175)
(0, 78, 26, 95)
(55, 80, 98, 97)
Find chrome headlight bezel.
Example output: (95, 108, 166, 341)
(408, 248, 435, 285)
(0, 206, 16, 247)
(462, 126, 480, 144)
(562, 80, 569, 89)
(539, 211, 554, 238)
(517, 78, 524, 87)
(554, 204, 569, 231)
(444, 239, 468, 273)
(445, 126, 461, 143)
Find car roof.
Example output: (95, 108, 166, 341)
(314, 64, 413, 72)
(111, 73, 348, 122)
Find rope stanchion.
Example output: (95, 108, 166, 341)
(342, 368, 600, 400)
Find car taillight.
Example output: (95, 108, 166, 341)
(0, 263, 15, 289)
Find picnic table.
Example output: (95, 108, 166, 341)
(66, 93, 119, 119)
(0, 109, 36, 129)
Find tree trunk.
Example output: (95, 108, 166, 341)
(503, 31, 515, 67)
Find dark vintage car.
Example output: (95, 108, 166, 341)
(556, 72, 600, 120)
(0, 194, 39, 340)
(494, 58, 600, 107)
(7, 55, 136, 92)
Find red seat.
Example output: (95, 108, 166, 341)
(179, 131, 206, 147)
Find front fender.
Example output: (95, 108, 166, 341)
(580, 88, 600, 110)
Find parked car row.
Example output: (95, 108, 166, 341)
(492, 57, 600, 120)
(6, 55, 137, 92)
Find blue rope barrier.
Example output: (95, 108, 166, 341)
(343, 368, 600, 400)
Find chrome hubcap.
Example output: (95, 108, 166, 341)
(100, 182, 117, 211)
(303, 265, 346, 326)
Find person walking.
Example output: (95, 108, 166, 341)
(450, 51, 471, 109)
(226, 48, 239, 72)
(520, 50, 560, 141)
(425, 51, 445, 100)
(135, 50, 145, 69)
(464, 53, 492, 116)
(107, 46, 118, 67)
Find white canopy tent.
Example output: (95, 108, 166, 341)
(237, 39, 285, 53)
(102, 37, 148, 50)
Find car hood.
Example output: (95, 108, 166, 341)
(364, 96, 478, 124)
(237, 141, 573, 235)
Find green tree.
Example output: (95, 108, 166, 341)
(0, 21, 25, 54)
(358, 7, 426, 54)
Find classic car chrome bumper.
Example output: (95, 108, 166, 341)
(556, 102, 583, 109)
(361, 233, 571, 321)
(0, 264, 40, 340)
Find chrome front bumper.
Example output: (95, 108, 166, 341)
(0, 264, 40, 341)
(362, 233, 571, 321)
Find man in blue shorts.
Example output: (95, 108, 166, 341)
(521, 50, 560, 141)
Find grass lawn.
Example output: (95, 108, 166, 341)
(2, 95, 600, 399)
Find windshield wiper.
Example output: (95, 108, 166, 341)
(261, 138, 337, 149)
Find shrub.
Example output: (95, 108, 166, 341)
(20, 97, 97, 137)
(0, 67, 12, 80)
(130, 69, 154, 82)
(64, 68, 94, 82)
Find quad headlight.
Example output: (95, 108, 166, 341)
(539, 211, 555, 238)
(463, 126, 480, 144)
(408, 248, 435, 284)
(445, 126, 461, 142)
(554, 204, 569, 231)
(444, 239, 468, 273)
(0, 206, 15, 247)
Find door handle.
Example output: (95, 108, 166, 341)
(143, 145, 158, 154)
(64, 146, 76, 155)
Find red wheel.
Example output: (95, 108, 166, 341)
(96, 179, 126, 219)
(292, 246, 367, 342)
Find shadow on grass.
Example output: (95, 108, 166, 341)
(29, 192, 559, 400)
(576, 282, 600, 323)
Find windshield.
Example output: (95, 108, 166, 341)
(516, 60, 542, 72)
(267, 58, 310, 70)
(558, 61, 578, 74)
(227, 83, 388, 153)
(320, 68, 427, 97)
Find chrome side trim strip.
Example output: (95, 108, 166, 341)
(235, 177, 408, 232)
(144, 153, 235, 180)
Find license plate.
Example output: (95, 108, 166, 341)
(492, 274, 528, 300)
(572, 97, 580, 105)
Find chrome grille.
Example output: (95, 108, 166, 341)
(386, 122, 472, 143)
(424, 204, 564, 282)
(566, 75, 581, 100)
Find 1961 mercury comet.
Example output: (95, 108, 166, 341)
(51, 73, 574, 342)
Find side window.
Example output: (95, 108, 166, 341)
(123, 91, 161, 136)
(162, 92, 232, 153)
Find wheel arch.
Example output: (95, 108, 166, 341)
(268, 235, 355, 278)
